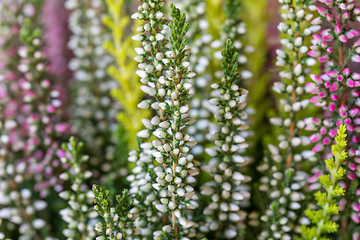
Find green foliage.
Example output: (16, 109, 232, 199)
(301, 125, 348, 240)
(19, 19, 41, 44)
(224, 0, 241, 21)
(93, 185, 137, 239)
(169, 4, 190, 65)
(103, 0, 149, 149)
(61, 137, 85, 164)
(221, 39, 240, 82)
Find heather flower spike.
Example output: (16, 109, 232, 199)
(200, 39, 251, 239)
(258, 0, 318, 239)
(302, 125, 348, 240)
(66, 0, 120, 171)
(59, 137, 97, 239)
(130, 1, 199, 239)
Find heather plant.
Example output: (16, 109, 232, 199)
(129, 3, 199, 239)
(257, 0, 320, 239)
(58, 137, 97, 239)
(302, 124, 348, 240)
(65, 0, 121, 180)
(1, 0, 360, 239)
(200, 40, 251, 239)
(0, 11, 66, 239)
(103, 0, 150, 149)
(304, 0, 360, 237)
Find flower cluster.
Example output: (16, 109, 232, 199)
(258, 0, 319, 239)
(130, 2, 199, 239)
(302, 125, 348, 240)
(66, 0, 120, 173)
(200, 40, 251, 239)
(58, 137, 97, 239)
(126, 0, 169, 237)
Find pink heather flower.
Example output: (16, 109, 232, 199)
(311, 17, 321, 25)
(352, 55, 360, 62)
(312, 118, 321, 125)
(311, 88, 320, 95)
(323, 35, 333, 41)
(312, 143, 323, 152)
(329, 129, 337, 138)
(309, 134, 320, 143)
(354, 38, 360, 47)
(349, 108, 359, 117)
(353, 203, 360, 212)
(318, 91, 327, 98)
(55, 123, 68, 132)
(308, 50, 320, 58)
(334, 25, 342, 35)
(349, 163, 357, 171)
(339, 200, 346, 207)
(310, 96, 321, 104)
(320, 128, 327, 135)
(346, 31, 356, 39)
(331, 94, 338, 101)
(325, 0, 332, 7)
(323, 137, 331, 145)
(317, 7, 326, 16)
(330, 82, 339, 91)
(308, 171, 321, 183)
(326, 14, 333, 21)
(339, 3, 347, 10)
(352, 213, 360, 223)
(344, 68, 351, 75)
(47, 105, 56, 113)
(336, 119, 342, 126)
(310, 74, 322, 83)
(313, 34, 322, 43)
(339, 35, 348, 42)
(326, 70, 338, 78)
(319, 56, 328, 62)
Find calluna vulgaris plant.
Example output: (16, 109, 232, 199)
(258, 0, 319, 239)
(305, 0, 360, 238)
(302, 124, 348, 240)
(1, 0, 360, 239)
